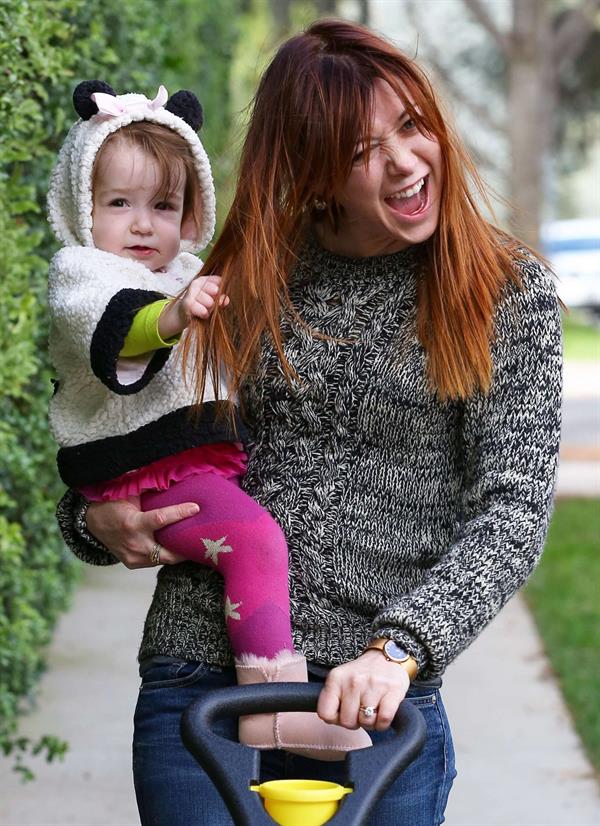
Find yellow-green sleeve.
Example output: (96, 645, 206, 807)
(119, 299, 180, 357)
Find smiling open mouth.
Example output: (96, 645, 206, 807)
(385, 176, 429, 217)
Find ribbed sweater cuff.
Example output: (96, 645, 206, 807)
(56, 488, 118, 567)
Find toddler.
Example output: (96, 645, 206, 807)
(47, 80, 370, 759)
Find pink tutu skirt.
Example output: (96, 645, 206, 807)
(79, 442, 248, 502)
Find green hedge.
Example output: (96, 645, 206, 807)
(0, 0, 240, 750)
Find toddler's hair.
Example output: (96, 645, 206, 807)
(91, 121, 203, 236)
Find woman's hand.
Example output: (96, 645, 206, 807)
(86, 495, 199, 569)
(317, 650, 410, 732)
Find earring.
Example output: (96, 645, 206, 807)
(314, 197, 327, 211)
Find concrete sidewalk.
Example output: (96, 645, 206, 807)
(0, 565, 154, 826)
(2, 564, 599, 826)
(1, 361, 599, 825)
(443, 596, 600, 826)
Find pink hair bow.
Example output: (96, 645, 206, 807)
(90, 85, 168, 117)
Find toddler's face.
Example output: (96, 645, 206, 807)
(92, 140, 185, 272)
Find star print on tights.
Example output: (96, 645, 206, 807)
(141, 472, 293, 658)
(202, 536, 233, 563)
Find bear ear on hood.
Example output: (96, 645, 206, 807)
(165, 90, 204, 131)
(73, 80, 117, 121)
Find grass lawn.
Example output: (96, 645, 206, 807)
(562, 312, 600, 361)
(525, 498, 600, 773)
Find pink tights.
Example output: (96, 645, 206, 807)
(141, 473, 293, 659)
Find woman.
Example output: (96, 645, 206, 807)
(57, 19, 562, 826)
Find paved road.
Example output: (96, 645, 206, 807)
(559, 362, 600, 495)
(562, 399, 600, 451)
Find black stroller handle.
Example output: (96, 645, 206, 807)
(181, 681, 426, 826)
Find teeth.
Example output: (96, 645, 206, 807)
(389, 178, 425, 200)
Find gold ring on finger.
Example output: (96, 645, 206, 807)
(149, 542, 163, 566)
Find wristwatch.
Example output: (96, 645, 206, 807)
(363, 638, 419, 681)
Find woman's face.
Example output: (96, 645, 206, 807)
(319, 78, 443, 258)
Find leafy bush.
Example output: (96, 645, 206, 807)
(0, 0, 240, 762)
(0, 0, 81, 751)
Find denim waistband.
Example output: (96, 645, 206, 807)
(139, 654, 442, 689)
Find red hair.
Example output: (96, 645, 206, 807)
(183, 18, 526, 413)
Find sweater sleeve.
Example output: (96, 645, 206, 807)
(56, 488, 119, 567)
(370, 257, 562, 678)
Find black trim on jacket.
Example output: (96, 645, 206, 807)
(57, 403, 248, 487)
(90, 288, 170, 395)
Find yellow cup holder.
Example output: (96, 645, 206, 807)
(250, 779, 353, 826)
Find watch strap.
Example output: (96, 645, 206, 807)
(364, 639, 419, 681)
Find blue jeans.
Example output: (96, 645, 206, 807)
(133, 658, 456, 826)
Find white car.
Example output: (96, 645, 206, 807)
(541, 219, 600, 313)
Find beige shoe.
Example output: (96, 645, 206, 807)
(235, 650, 372, 761)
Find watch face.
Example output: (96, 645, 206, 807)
(384, 640, 409, 663)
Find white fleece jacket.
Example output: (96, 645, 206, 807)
(48, 246, 234, 488)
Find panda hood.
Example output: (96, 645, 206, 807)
(47, 80, 216, 255)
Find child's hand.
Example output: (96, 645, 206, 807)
(158, 275, 228, 339)
(183, 274, 229, 321)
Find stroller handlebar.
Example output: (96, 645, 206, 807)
(181, 681, 426, 826)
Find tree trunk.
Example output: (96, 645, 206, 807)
(507, 0, 555, 248)
(316, 0, 338, 14)
(269, 0, 291, 37)
(358, 0, 369, 26)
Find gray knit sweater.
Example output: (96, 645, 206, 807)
(56, 238, 562, 679)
